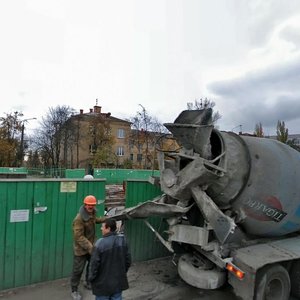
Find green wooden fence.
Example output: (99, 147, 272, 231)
(0, 178, 170, 291)
(0, 167, 28, 178)
(0, 179, 105, 291)
(94, 169, 160, 184)
(65, 169, 86, 178)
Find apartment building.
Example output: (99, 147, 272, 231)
(63, 105, 131, 170)
(61, 104, 178, 171)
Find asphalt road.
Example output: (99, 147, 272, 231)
(1, 256, 297, 300)
(0, 257, 237, 300)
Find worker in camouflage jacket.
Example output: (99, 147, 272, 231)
(71, 195, 106, 300)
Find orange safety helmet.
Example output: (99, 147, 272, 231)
(83, 195, 97, 205)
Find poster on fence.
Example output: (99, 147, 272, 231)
(60, 181, 77, 192)
(10, 209, 30, 222)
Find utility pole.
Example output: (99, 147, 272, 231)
(19, 118, 37, 166)
(231, 125, 243, 134)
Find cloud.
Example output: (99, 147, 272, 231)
(243, 0, 300, 47)
(2, 0, 300, 138)
(208, 56, 300, 133)
(279, 22, 300, 49)
(204, 6, 300, 135)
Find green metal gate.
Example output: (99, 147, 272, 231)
(0, 178, 105, 291)
(124, 180, 170, 262)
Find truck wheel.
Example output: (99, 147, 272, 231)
(255, 264, 290, 300)
(290, 260, 300, 298)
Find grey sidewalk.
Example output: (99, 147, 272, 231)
(0, 257, 236, 300)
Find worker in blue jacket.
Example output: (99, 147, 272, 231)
(89, 218, 131, 300)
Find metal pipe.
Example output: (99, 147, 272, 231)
(143, 220, 174, 253)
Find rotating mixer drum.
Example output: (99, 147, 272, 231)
(197, 129, 300, 237)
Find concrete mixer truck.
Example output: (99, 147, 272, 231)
(114, 108, 300, 300)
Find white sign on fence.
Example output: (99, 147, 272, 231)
(10, 209, 30, 223)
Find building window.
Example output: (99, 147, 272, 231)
(117, 146, 125, 156)
(137, 153, 143, 161)
(130, 154, 133, 161)
(117, 128, 125, 138)
(89, 144, 97, 154)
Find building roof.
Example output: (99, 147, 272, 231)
(72, 105, 131, 125)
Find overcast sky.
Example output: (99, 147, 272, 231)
(1, 0, 300, 135)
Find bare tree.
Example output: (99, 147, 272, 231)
(27, 150, 42, 168)
(187, 98, 221, 124)
(129, 105, 167, 169)
(33, 105, 76, 168)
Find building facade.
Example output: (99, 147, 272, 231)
(62, 105, 131, 171)
(60, 105, 178, 171)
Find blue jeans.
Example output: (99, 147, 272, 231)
(95, 292, 122, 300)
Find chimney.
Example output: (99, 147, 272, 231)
(80, 109, 83, 114)
(94, 106, 102, 114)
(89, 108, 93, 113)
